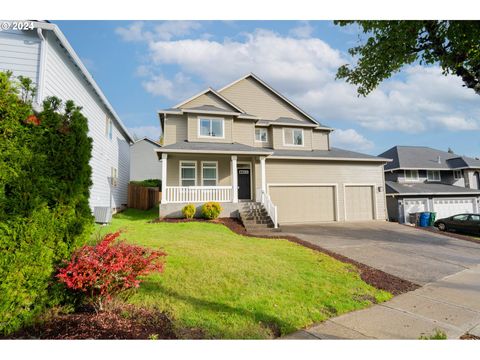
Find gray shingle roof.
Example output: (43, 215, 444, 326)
(379, 146, 480, 170)
(272, 147, 390, 161)
(385, 181, 480, 195)
(157, 141, 273, 155)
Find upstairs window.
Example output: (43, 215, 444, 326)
(199, 118, 224, 138)
(427, 170, 441, 182)
(105, 116, 113, 140)
(453, 170, 462, 180)
(255, 128, 268, 142)
(180, 161, 196, 187)
(283, 128, 303, 146)
(404, 170, 419, 182)
(202, 162, 218, 186)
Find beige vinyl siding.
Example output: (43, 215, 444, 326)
(166, 154, 232, 187)
(187, 114, 233, 143)
(266, 160, 386, 221)
(271, 126, 313, 150)
(219, 77, 312, 122)
(164, 114, 188, 145)
(344, 186, 374, 221)
(181, 92, 237, 111)
(270, 186, 336, 224)
(234, 119, 255, 146)
(312, 130, 329, 150)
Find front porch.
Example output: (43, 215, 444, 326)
(157, 150, 277, 226)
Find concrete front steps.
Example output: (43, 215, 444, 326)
(238, 201, 275, 232)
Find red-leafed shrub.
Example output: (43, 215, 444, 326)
(57, 232, 166, 312)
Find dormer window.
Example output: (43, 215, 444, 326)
(404, 170, 419, 182)
(283, 128, 303, 146)
(199, 118, 224, 138)
(427, 170, 441, 182)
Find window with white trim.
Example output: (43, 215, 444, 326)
(180, 161, 196, 186)
(202, 162, 217, 186)
(453, 170, 462, 180)
(283, 128, 303, 146)
(427, 170, 441, 182)
(105, 116, 113, 140)
(404, 170, 419, 181)
(255, 128, 268, 142)
(199, 118, 224, 138)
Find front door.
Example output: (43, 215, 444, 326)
(237, 169, 251, 200)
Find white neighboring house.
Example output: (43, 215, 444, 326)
(130, 138, 162, 181)
(0, 21, 133, 213)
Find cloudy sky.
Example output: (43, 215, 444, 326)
(56, 20, 480, 156)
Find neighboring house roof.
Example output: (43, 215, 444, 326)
(380, 146, 480, 171)
(218, 73, 328, 128)
(271, 148, 391, 162)
(33, 21, 133, 143)
(132, 137, 161, 147)
(385, 181, 480, 196)
(155, 141, 274, 157)
(174, 87, 246, 113)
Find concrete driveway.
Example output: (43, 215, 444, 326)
(280, 221, 480, 285)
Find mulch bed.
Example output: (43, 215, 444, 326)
(3, 304, 178, 340)
(156, 217, 420, 296)
(411, 225, 480, 245)
(460, 333, 480, 340)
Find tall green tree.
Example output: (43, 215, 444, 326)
(335, 21, 480, 96)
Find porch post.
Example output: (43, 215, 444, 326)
(260, 156, 266, 195)
(161, 153, 168, 204)
(231, 155, 238, 203)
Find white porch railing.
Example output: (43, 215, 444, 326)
(164, 186, 232, 203)
(261, 190, 278, 228)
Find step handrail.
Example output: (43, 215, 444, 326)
(260, 190, 278, 228)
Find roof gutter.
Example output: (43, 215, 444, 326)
(270, 156, 391, 162)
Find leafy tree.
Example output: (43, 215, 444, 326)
(335, 21, 480, 96)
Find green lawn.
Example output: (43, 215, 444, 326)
(96, 208, 391, 339)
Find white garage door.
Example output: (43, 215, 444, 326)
(403, 198, 428, 223)
(344, 186, 374, 221)
(433, 198, 476, 220)
(269, 185, 336, 224)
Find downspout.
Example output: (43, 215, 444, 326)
(36, 28, 47, 106)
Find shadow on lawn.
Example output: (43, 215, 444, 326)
(138, 282, 295, 338)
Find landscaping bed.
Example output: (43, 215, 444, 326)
(3, 304, 177, 340)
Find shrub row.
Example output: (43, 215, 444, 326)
(0, 72, 94, 334)
(129, 179, 161, 188)
(181, 202, 222, 220)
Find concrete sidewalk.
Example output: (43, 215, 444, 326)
(285, 265, 480, 339)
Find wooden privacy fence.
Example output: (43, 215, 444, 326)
(128, 183, 161, 210)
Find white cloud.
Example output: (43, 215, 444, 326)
(118, 22, 480, 134)
(128, 125, 162, 140)
(330, 129, 374, 152)
(115, 21, 202, 42)
(289, 21, 314, 38)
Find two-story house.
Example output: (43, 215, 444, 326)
(0, 21, 133, 214)
(156, 73, 390, 227)
(379, 146, 480, 223)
